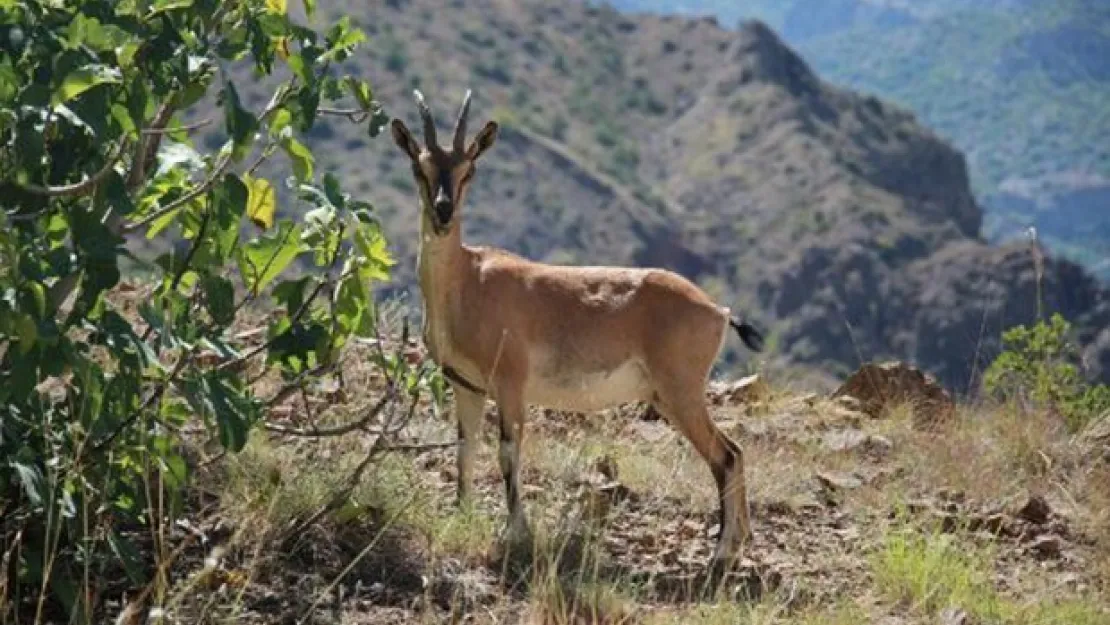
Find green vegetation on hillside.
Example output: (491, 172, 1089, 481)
(609, 0, 1110, 280)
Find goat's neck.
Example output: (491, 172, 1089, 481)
(416, 216, 468, 361)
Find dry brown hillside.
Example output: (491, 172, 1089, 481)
(174, 0, 1110, 391)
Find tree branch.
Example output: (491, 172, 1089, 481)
(263, 383, 396, 437)
(120, 151, 232, 234)
(128, 102, 176, 189)
(14, 140, 130, 199)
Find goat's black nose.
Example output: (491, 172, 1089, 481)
(434, 197, 453, 224)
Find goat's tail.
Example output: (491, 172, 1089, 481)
(729, 315, 765, 352)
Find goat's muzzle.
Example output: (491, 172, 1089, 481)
(432, 186, 454, 231)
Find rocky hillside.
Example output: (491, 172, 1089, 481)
(611, 0, 1110, 281)
(177, 0, 1110, 390)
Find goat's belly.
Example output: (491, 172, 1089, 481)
(524, 359, 652, 412)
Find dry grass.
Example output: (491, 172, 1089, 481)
(77, 375, 1110, 625)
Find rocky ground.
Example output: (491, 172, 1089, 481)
(97, 333, 1109, 625)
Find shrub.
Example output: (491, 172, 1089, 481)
(983, 313, 1110, 431)
(0, 0, 409, 619)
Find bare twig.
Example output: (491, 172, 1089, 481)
(318, 106, 369, 123)
(381, 440, 457, 453)
(140, 118, 212, 135)
(282, 399, 401, 538)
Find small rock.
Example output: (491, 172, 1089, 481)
(814, 470, 864, 491)
(831, 361, 955, 426)
(1029, 535, 1063, 559)
(1015, 494, 1052, 525)
(821, 428, 869, 452)
(863, 434, 894, 457)
(717, 374, 771, 405)
(940, 606, 972, 625)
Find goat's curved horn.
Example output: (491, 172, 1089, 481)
(453, 89, 472, 152)
(413, 89, 437, 147)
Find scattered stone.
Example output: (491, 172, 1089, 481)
(1014, 494, 1052, 525)
(814, 470, 864, 491)
(831, 361, 955, 426)
(1029, 534, 1064, 560)
(940, 606, 972, 625)
(820, 429, 893, 457)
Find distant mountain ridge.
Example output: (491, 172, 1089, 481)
(606, 0, 1110, 281)
(178, 0, 1110, 389)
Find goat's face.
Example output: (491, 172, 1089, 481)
(391, 90, 498, 236)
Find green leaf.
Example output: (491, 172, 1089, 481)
(201, 275, 235, 325)
(322, 16, 366, 62)
(265, 0, 286, 14)
(269, 108, 293, 138)
(322, 172, 346, 210)
(344, 76, 373, 110)
(367, 102, 389, 138)
(281, 136, 314, 182)
(351, 219, 395, 282)
(209, 173, 250, 257)
(237, 219, 303, 295)
(147, 207, 185, 240)
(334, 269, 374, 338)
(222, 78, 258, 153)
(205, 372, 258, 452)
(301, 0, 316, 18)
(53, 65, 122, 105)
(14, 313, 37, 354)
(107, 530, 146, 586)
(272, 276, 312, 314)
(244, 175, 277, 229)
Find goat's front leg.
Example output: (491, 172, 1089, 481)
(495, 388, 530, 539)
(453, 384, 486, 506)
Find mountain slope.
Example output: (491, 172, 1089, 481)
(608, 0, 1110, 281)
(177, 0, 1110, 389)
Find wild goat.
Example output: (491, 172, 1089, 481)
(389, 89, 765, 569)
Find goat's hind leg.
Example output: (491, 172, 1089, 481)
(652, 384, 752, 569)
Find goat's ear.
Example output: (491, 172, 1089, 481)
(466, 121, 499, 161)
(391, 119, 421, 161)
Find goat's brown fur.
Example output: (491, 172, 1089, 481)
(390, 90, 765, 569)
